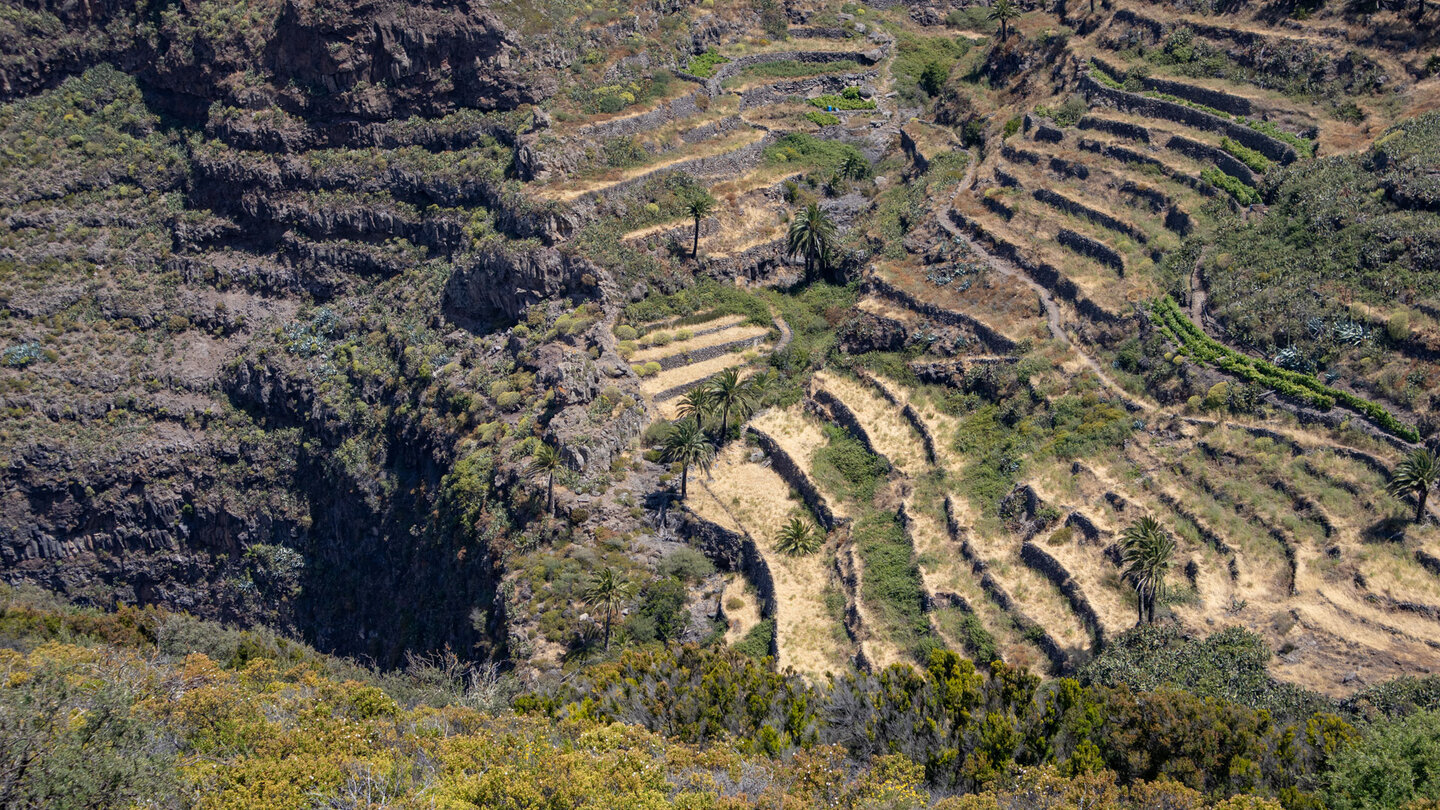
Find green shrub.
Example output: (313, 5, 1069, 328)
(1220, 137, 1271, 174)
(810, 88, 877, 111)
(733, 60, 861, 81)
(813, 425, 889, 503)
(686, 47, 730, 78)
(634, 361, 662, 378)
(1386, 309, 1410, 342)
(892, 32, 972, 103)
(1202, 166, 1261, 205)
(732, 618, 775, 660)
(1239, 117, 1316, 158)
(805, 110, 840, 127)
(852, 512, 929, 658)
(613, 324, 637, 341)
(496, 391, 524, 411)
(1327, 710, 1440, 810)
(659, 548, 716, 581)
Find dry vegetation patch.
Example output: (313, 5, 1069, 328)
(698, 442, 853, 679)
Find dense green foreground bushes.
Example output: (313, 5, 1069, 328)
(1151, 296, 1420, 442)
(4, 586, 1440, 808)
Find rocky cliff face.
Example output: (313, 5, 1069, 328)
(0, 0, 584, 667)
(1, 0, 550, 122)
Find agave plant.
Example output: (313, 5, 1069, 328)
(774, 517, 823, 556)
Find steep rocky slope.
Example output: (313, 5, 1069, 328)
(3, 0, 1440, 695)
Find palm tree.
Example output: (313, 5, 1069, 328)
(705, 367, 757, 441)
(989, 0, 1020, 42)
(584, 567, 636, 651)
(676, 387, 714, 425)
(775, 516, 822, 555)
(786, 202, 838, 283)
(841, 152, 869, 181)
(528, 442, 562, 515)
(744, 369, 773, 407)
(686, 192, 717, 259)
(1387, 448, 1439, 524)
(661, 416, 715, 499)
(1120, 516, 1176, 625)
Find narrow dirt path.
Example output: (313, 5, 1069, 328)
(939, 153, 1154, 412)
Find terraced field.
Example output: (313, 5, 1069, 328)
(597, 0, 1440, 697)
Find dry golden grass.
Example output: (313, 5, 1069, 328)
(620, 218, 690, 242)
(855, 296, 922, 326)
(697, 442, 854, 679)
(640, 351, 753, 398)
(875, 258, 1048, 345)
(537, 128, 765, 202)
(814, 370, 928, 478)
(702, 202, 787, 258)
(722, 574, 763, 644)
(750, 405, 825, 471)
(962, 185, 1154, 306)
(631, 324, 770, 364)
(1033, 418, 1440, 695)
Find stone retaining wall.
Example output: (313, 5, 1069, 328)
(1021, 540, 1106, 648)
(1057, 228, 1125, 273)
(575, 133, 774, 203)
(1165, 135, 1257, 186)
(807, 386, 889, 466)
(746, 425, 842, 531)
(1078, 114, 1152, 144)
(1048, 156, 1090, 180)
(1089, 55, 1253, 116)
(1033, 187, 1148, 244)
(944, 496, 1069, 674)
(1080, 75, 1296, 165)
(948, 209, 1126, 325)
(651, 333, 765, 371)
(576, 93, 705, 141)
(854, 369, 937, 465)
(738, 72, 878, 110)
(707, 49, 882, 94)
(864, 276, 1019, 353)
(680, 510, 779, 625)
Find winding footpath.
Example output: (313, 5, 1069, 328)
(936, 151, 1154, 413)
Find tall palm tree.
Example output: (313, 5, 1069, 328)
(989, 0, 1020, 42)
(661, 417, 715, 499)
(1120, 516, 1176, 625)
(840, 152, 869, 181)
(705, 367, 757, 441)
(584, 567, 636, 651)
(1388, 448, 1439, 524)
(786, 202, 837, 283)
(744, 369, 773, 407)
(687, 193, 717, 259)
(676, 387, 714, 425)
(775, 516, 822, 555)
(527, 442, 562, 515)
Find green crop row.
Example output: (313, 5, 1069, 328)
(1239, 117, 1317, 158)
(1220, 137, 1271, 173)
(810, 88, 877, 111)
(1151, 296, 1419, 442)
(1201, 166, 1260, 205)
